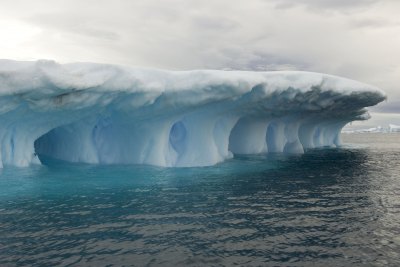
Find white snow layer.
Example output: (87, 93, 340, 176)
(0, 60, 386, 168)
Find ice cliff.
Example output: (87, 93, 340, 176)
(0, 60, 386, 167)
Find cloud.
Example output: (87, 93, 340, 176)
(220, 52, 308, 71)
(271, 0, 380, 12)
(190, 16, 238, 32)
(0, 0, 398, 115)
(370, 101, 400, 113)
(29, 14, 119, 41)
(349, 18, 400, 29)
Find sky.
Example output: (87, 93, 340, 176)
(0, 0, 399, 127)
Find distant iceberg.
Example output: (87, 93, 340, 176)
(0, 60, 386, 167)
(342, 124, 400, 134)
(390, 124, 400, 132)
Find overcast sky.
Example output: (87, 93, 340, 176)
(0, 0, 399, 122)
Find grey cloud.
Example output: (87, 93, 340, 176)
(223, 52, 308, 71)
(28, 13, 120, 41)
(349, 18, 400, 28)
(191, 16, 238, 32)
(370, 101, 400, 113)
(272, 0, 379, 12)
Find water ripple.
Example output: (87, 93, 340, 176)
(0, 134, 400, 266)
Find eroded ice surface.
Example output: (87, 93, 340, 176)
(0, 60, 386, 167)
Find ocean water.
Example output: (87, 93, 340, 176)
(1, 134, 400, 266)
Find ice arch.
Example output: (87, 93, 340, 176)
(0, 60, 386, 168)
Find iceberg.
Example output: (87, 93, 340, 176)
(0, 60, 386, 168)
(389, 124, 400, 132)
(342, 126, 385, 134)
(342, 124, 400, 134)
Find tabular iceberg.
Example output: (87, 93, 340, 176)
(0, 60, 386, 168)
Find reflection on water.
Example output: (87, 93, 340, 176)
(0, 133, 400, 266)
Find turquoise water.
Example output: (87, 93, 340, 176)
(1, 134, 400, 266)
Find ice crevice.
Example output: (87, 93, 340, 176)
(0, 60, 386, 168)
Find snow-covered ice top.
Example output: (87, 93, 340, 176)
(0, 60, 386, 167)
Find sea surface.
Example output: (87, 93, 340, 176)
(1, 133, 400, 266)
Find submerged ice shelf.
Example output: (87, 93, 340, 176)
(0, 60, 386, 168)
